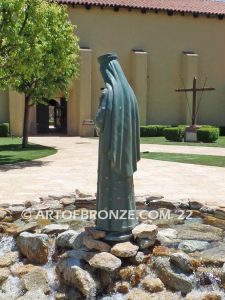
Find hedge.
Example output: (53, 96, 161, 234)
(140, 125, 171, 137)
(0, 123, 9, 137)
(219, 126, 225, 136)
(197, 127, 219, 143)
(164, 127, 185, 142)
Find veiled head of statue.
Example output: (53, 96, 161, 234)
(98, 53, 125, 85)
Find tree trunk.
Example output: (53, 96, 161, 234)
(22, 95, 31, 149)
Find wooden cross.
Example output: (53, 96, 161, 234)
(175, 77, 215, 126)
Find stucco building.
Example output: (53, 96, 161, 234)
(1, 0, 225, 136)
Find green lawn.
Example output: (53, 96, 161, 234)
(142, 152, 225, 167)
(140, 136, 225, 147)
(0, 137, 57, 165)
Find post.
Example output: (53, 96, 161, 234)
(192, 77, 197, 126)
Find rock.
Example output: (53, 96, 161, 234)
(7, 222, 38, 236)
(9, 206, 25, 215)
(22, 267, 50, 294)
(178, 240, 209, 253)
(17, 232, 49, 264)
(0, 210, 7, 221)
(141, 276, 164, 293)
(75, 197, 96, 209)
(30, 199, 63, 211)
(191, 242, 225, 265)
(214, 208, 225, 220)
(115, 281, 130, 294)
(189, 200, 203, 210)
(111, 242, 139, 258)
(98, 269, 116, 290)
(221, 263, 225, 284)
(0, 251, 19, 267)
(0, 268, 10, 283)
(186, 291, 222, 300)
(11, 263, 38, 277)
(175, 223, 223, 241)
(129, 251, 148, 265)
(132, 224, 158, 239)
(127, 288, 152, 300)
(61, 249, 96, 262)
(59, 198, 75, 206)
(42, 224, 70, 234)
(83, 235, 110, 252)
(85, 227, 106, 239)
(153, 256, 194, 294)
(56, 230, 84, 250)
(146, 194, 164, 201)
(88, 252, 121, 272)
(24, 200, 37, 209)
(119, 266, 135, 280)
(196, 266, 222, 285)
(204, 215, 225, 230)
(153, 246, 174, 257)
(157, 228, 178, 244)
(170, 252, 192, 273)
(136, 237, 156, 249)
(56, 259, 97, 296)
(17, 289, 49, 300)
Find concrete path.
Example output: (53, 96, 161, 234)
(0, 136, 225, 206)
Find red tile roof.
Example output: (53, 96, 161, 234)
(56, 0, 225, 16)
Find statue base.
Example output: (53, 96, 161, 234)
(104, 231, 133, 242)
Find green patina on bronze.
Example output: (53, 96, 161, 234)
(95, 53, 140, 240)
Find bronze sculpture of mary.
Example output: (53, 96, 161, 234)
(95, 53, 140, 241)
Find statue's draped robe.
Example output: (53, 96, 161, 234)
(95, 54, 140, 233)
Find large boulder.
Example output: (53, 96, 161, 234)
(0, 251, 19, 267)
(178, 240, 209, 253)
(141, 276, 164, 293)
(0, 268, 10, 284)
(42, 224, 69, 235)
(17, 289, 49, 300)
(153, 256, 194, 294)
(175, 224, 223, 241)
(83, 235, 110, 252)
(111, 242, 139, 258)
(88, 252, 121, 272)
(132, 224, 158, 239)
(56, 258, 97, 296)
(170, 252, 192, 273)
(55, 230, 84, 250)
(22, 267, 50, 294)
(17, 232, 49, 265)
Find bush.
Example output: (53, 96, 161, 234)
(0, 123, 9, 137)
(140, 125, 171, 137)
(140, 125, 157, 137)
(197, 127, 219, 143)
(219, 126, 225, 136)
(164, 127, 185, 142)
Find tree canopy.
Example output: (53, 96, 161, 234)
(0, 0, 80, 147)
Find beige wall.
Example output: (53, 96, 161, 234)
(1, 6, 225, 136)
(69, 6, 225, 126)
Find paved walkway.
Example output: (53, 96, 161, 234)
(0, 136, 225, 206)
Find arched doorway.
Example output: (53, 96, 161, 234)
(36, 98, 67, 134)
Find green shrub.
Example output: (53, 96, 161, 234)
(164, 127, 185, 142)
(219, 126, 225, 136)
(0, 123, 9, 137)
(140, 125, 157, 137)
(197, 127, 219, 143)
(140, 125, 172, 137)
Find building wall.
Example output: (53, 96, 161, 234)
(1, 6, 225, 136)
(68, 6, 225, 126)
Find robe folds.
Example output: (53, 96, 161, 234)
(95, 53, 140, 233)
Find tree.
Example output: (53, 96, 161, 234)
(0, 0, 79, 148)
